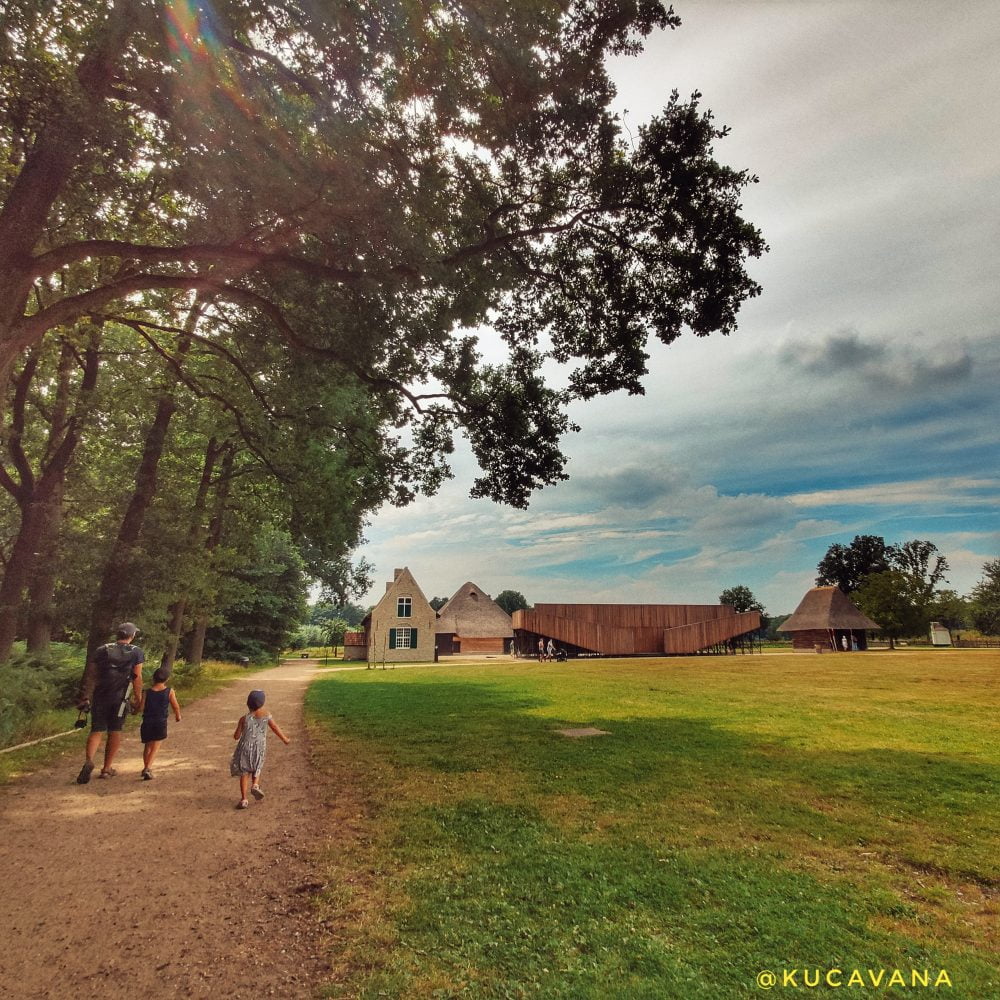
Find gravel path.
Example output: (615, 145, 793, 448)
(0, 661, 334, 999)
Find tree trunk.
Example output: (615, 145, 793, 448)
(24, 476, 65, 654)
(84, 312, 203, 656)
(158, 598, 188, 673)
(0, 337, 97, 661)
(186, 614, 209, 669)
(159, 438, 221, 671)
(85, 391, 177, 656)
(183, 445, 235, 667)
(0, 498, 44, 658)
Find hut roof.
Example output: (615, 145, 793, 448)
(436, 582, 513, 638)
(778, 586, 879, 632)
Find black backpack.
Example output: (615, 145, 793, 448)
(95, 642, 136, 700)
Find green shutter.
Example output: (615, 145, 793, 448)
(389, 628, 397, 650)
(410, 628, 418, 649)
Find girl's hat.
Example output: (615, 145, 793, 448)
(247, 690, 265, 710)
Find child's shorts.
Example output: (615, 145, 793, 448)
(140, 718, 168, 743)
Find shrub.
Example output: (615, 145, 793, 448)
(0, 644, 85, 747)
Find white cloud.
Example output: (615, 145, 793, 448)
(788, 478, 1000, 509)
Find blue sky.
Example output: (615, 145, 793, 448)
(355, 1, 1000, 615)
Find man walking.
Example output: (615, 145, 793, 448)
(76, 623, 145, 783)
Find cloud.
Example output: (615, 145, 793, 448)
(788, 477, 999, 509)
(780, 328, 973, 391)
(568, 467, 687, 509)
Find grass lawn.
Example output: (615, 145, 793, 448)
(306, 652, 999, 999)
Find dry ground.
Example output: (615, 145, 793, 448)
(0, 661, 335, 999)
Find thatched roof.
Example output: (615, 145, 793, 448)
(778, 586, 879, 632)
(436, 582, 513, 638)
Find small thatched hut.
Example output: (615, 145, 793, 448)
(435, 582, 513, 655)
(778, 586, 879, 651)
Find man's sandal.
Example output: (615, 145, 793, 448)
(76, 761, 95, 784)
(98, 768, 117, 778)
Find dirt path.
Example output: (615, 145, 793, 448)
(0, 661, 335, 999)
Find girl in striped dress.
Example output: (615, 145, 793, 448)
(230, 689, 290, 809)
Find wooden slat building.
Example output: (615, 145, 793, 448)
(513, 603, 761, 657)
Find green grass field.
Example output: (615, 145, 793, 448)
(306, 652, 998, 999)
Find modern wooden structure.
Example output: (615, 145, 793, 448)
(435, 582, 513, 655)
(777, 586, 879, 651)
(512, 603, 761, 657)
(346, 567, 437, 663)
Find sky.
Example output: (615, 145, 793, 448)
(353, 1, 1000, 616)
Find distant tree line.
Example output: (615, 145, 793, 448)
(815, 535, 997, 643)
(722, 538, 999, 645)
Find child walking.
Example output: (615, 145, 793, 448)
(139, 666, 182, 780)
(231, 689, 290, 809)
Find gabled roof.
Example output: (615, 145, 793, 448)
(778, 586, 879, 632)
(370, 566, 434, 619)
(436, 582, 513, 638)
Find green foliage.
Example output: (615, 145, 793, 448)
(0, 643, 84, 747)
(2, 1, 769, 663)
(2, 0, 765, 506)
(201, 526, 308, 661)
(718, 584, 768, 634)
(815, 535, 895, 593)
(929, 589, 971, 632)
(853, 571, 927, 644)
(494, 589, 530, 615)
(970, 558, 1000, 635)
(309, 600, 367, 628)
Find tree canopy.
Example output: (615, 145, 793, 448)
(0, 1, 767, 661)
(494, 589, 529, 615)
(818, 535, 954, 645)
(970, 559, 1000, 636)
(815, 535, 896, 594)
(718, 584, 767, 635)
(0, 0, 764, 503)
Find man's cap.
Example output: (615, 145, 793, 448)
(116, 622, 139, 639)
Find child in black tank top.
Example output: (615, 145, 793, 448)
(139, 667, 182, 779)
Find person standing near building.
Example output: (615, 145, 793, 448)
(76, 623, 145, 783)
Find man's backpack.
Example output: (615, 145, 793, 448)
(96, 642, 136, 702)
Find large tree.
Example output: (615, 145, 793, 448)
(494, 589, 529, 615)
(815, 535, 897, 594)
(853, 571, 926, 649)
(970, 559, 1000, 636)
(718, 584, 768, 635)
(0, 0, 765, 511)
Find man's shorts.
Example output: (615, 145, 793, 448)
(90, 696, 127, 733)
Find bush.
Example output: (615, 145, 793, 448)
(0, 644, 86, 748)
